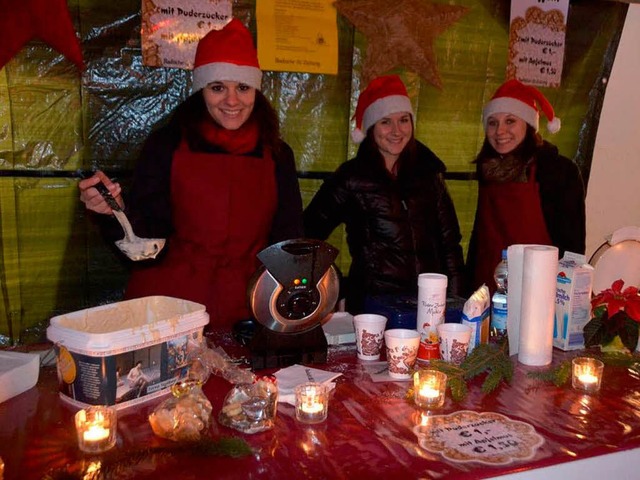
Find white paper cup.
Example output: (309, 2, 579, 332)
(384, 329, 421, 379)
(437, 323, 472, 365)
(353, 314, 387, 360)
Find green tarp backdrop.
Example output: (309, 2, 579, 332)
(0, 0, 628, 344)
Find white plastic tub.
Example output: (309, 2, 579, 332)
(47, 296, 209, 410)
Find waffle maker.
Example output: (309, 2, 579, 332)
(246, 238, 340, 369)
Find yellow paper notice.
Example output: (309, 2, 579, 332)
(257, 0, 338, 75)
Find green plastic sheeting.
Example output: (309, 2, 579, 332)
(0, 0, 628, 344)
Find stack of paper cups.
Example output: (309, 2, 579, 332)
(416, 273, 448, 362)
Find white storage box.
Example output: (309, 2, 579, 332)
(0, 351, 40, 403)
(47, 296, 208, 410)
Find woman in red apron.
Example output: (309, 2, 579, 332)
(467, 79, 586, 295)
(79, 19, 303, 331)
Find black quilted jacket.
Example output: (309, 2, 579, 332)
(304, 139, 465, 312)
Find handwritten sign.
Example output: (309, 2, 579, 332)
(414, 410, 544, 465)
(507, 0, 570, 88)
(141, 0, 232, 69)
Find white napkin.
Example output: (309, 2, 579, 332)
(273, 364, 342, 405)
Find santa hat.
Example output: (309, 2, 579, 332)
(351, 75, 414, 144)
(482, 79, 561, 134)
(192, 18, 262, 93)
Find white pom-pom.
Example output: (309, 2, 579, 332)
(547, 117, 561, 134)
(351, 128, 366, 144)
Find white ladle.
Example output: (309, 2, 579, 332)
(112, 210, 166, 261)
(92, 179, 166, 261)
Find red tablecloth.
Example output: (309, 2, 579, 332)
(1, 334, 639, 480)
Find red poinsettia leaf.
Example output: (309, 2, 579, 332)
(623, 285, 639, 297)
(591, 289, 614, 308)
(625, 295, 640, 322)
(606, 297, 626, 318)
(612, 279, 625, 293)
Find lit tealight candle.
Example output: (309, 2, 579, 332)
(414, 370, 447, 410)
(572, 357, 604, 394)
(83, 423, 110, 442)
(75, 406, 117, 454)
(295, 383, 329, 424)
(418, 384, 440, 399)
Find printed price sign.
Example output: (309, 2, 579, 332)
(506, 0, 570, 88)
(414, 411, 544, 465)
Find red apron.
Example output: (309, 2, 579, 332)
(125, 144, 277, 330)
(471, 164, 552, 294)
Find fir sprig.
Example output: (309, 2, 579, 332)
(527, 350, 640, 386)
(42, 436, 252, 480)
(413, 341, 513, 402)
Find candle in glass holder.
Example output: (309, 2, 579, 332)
(75, 406, 117, 453)
(413, 370, 446, 409)
(295, 383, 329, 424)
(572, 357, 604, 394)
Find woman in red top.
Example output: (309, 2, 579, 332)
(79, 19, 303, 331)
(467, 79, 586, 294)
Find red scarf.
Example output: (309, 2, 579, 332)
(198, 116, 260, 155)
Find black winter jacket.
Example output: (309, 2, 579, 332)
(304, 139, 465, 312)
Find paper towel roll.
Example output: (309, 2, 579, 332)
(518, 245, 559, 366)
(506, 244, 536, 357)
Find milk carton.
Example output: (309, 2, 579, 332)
(554, 252, 594, 350)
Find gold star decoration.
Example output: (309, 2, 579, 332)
(334, 0, 469, 88)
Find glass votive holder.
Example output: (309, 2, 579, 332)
(295, 382, 329, 424)
(413, 369, 447, 410)
(75, 406, 117, 454)
(572, 357, 604, 394)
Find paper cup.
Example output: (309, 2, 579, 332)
(353, 314, 387, 360)
(437, 323, 472, 365)
(384, 329, 421, 379)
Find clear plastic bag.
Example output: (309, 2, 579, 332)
(148, 380, 213, 442)
(218, 377, 278, 434)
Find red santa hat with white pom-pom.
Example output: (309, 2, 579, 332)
(351, 75, 414, 144)
(482, 79, 561, 134)
(192, 18, 262, 93)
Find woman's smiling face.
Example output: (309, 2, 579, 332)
(485, 112, 528, 155)
(373, 112, 413, 166)
(202, 80, 256, 130)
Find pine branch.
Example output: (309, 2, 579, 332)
(415, 341, 513, 402)
(527, 351, 640, 386)
(42, 436, 252, 480)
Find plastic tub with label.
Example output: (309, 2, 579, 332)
(47, 296, 209, 410)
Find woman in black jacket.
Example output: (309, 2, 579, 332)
(304, 75, 465, 313)
(467, 79, 586, 294)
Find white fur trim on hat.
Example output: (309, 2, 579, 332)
(482, 97, 539, 131)
(361, 95, 414, 135)
(192, 62, 262, 92)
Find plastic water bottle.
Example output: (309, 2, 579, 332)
(490, 249, 508, 342)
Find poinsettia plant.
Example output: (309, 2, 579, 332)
(583, 279, 640, 351)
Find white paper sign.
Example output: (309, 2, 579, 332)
(507, 0, 570, 88)
(414, 410, 544, 465)
(141, 0, 232, 69)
